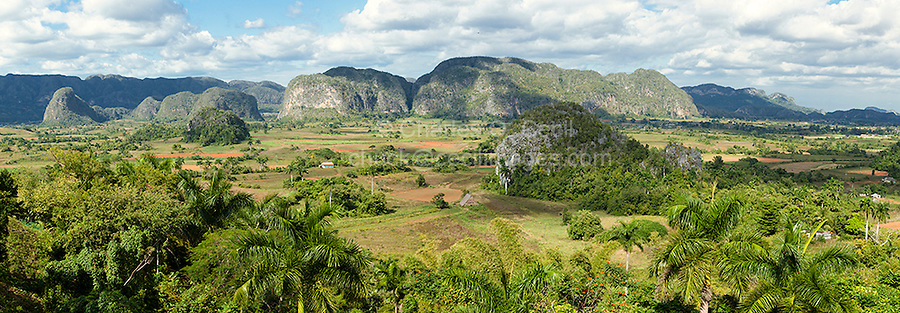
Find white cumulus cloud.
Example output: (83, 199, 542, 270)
(243, 18, 266, 29)
(3, 0, 900, 110)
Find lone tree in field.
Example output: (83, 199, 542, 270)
(416, 174, 427, 187)
(431, 193, 450, 209)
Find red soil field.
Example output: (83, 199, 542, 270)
(392, 187, 463, 203)
(846, 169, 889, 176)
(179, 164, 204, 171)
(153, 153, 244, 158)
(878, 220, 900, 230)
(413, 141, 461, 150)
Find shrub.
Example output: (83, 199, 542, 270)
(567, 210, 604, 240)
(416, 174, 427, 187)
(431, 193, 450, 209)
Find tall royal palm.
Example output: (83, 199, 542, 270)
(725, 223, 858, 313)
(859, 198, 889, 241)
(231, 201, 370, 312)
(652, 194, 745, 313)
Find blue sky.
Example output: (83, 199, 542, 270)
(1, 0, 899, 112)
(179, 0, 366, 36)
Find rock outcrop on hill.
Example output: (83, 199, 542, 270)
(278, 67, 413, 120)
(494, 102, 648, 188)
(411, 57, 697, 119)
(280, 56, 699, 120)
(133, 87, 263, 122)
(41, 87, 105, 126)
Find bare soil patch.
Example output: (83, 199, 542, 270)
(701, 154, 747, 162)
(412, 141, 466, 151)
(847, 169, 889, 176)
(755, 157, 791, 163)
(392, 188, 463, 203)
(153, 153, 244, 158)
(773, 161, 837, 173)
(878, 220, 900, 230)
(180, 164, 204, 171)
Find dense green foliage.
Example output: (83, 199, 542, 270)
(0, 169, 17, 267)
(183, 107, 251, 146)
(288, 176, 388, 217)
(416, 174, 427, 187)
(5, 104, 900, 313)
(230, 203, 370, 312)
(356, 162, 412, 176)
(494, 103, 692, 215)
(874, 140, 900, 178)
(127, 123, 184, 142)
(599, 220, 667, 271)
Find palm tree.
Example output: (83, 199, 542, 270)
(177, 168, 254, 230)
(652, 194, 746, 313)
(231, 202, 370, 312)
(602, 219, 667, 296)
(858, 198, 889, 241)
(602, 219, 667, 272)
(375, 258, 408, 313)
(725, 223, 858, 313)
(286, 160, 309, 184)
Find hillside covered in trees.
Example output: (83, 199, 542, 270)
(281, 57, 699, 121)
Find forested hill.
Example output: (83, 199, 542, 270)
(682, 83, 821, 120)
(280, 56, 700, 120)
(682, 83, 900, 125)
(0, 74, 283, 124)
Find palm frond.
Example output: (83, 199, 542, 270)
(739, 282, 784, 313)
(444, 267, 505, 312)
(807, 245, 857, 274)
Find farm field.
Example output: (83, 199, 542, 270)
(7, 114, 900, 313)
(4, 117, 900, 271)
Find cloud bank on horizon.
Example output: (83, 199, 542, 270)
(1, 0, 898, 111)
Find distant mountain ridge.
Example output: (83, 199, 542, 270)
(40, 86, 262, 126)
(0, 74, 283, 124)
(682, 83, 900, 125)
(132, 87, 263, 122)
(279, 56, 699, 120)
(681, 83, 820, 120)
(6, 58, 900, 126)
